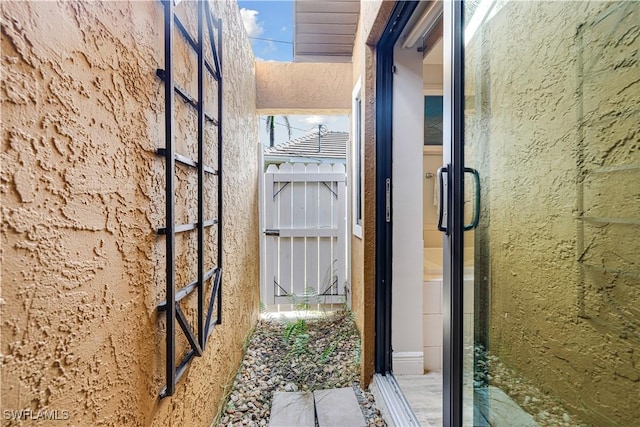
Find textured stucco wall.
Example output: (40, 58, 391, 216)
(1, 1, 259, 425)
(256, 62, 352, 114)
(466, 1, 639, 425)
(361, 0, 395, 46)
(350, 18, 371, 386)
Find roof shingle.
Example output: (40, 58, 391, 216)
(264, 131, 348, 160)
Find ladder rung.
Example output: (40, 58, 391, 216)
(157, 266, 218, 311)
(156, 69, 219, 125)
(199, 220, 218, 232)
(157, 219, 218, 235)
(173, 14, 218, 80)
(156, 149, 218, 175)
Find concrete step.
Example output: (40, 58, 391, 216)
(314, 387, 366, 427)
(268, 391, 315, 427)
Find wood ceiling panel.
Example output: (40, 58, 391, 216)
(296, 34, 355, 45)
(295, 23, 357, 35)
(296, 1, 360, 14)
(296, 12, 359, 25)
(294, 0, 360, 61)
(296, 44, 353, 55)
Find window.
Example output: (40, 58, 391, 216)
(352, 79, 363, 238)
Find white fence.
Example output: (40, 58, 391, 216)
(261, 163, 348, 310)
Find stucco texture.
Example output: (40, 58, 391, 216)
(256, 62, 351, 115)
(465, 1, 639, 425)
(1, 1, 259, 425)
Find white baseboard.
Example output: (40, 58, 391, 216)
(392, 352, 424, 375)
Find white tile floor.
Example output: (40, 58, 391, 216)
(394, 372, 443, 427)
(396, 373, 538, 427)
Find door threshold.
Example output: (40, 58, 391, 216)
(371, 373, 424, 427)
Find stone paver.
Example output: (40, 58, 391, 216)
(475, 386, 538, 427)
(314, 387, 366, 427)
(268, 391, 315, 427)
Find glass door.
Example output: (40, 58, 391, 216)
(461, 1, 639, 426)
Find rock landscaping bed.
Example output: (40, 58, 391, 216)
(215, 311, 386, 427)
(473, 344, 585, 427)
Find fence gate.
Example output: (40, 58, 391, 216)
(262, 163, 348, 310)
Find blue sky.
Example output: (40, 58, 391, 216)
(238, 0, 349, 146)
(238, 1, 294, 61)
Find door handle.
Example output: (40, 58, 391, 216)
(463, 167, 480, 231)
(437, 166, 480, 233)
(437, 166, 448, 234)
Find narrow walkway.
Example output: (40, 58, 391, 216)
(215, 313, 386, 426)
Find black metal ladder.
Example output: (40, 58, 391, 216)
(156, 0, 223, 399)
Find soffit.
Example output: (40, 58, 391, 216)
(294, 0, 360, 62)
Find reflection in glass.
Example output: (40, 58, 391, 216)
(463, 1, 639, 426)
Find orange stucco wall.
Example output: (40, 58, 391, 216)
(1, 1, 259, 425)
(256, 62, 352, 114)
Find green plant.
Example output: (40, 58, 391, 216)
(319, 342, 337, 364)
(277, 283, 360, 392)
(284, 317, 306, 343)
(288, 286, 318, 312)
(284, 318, 310, 356)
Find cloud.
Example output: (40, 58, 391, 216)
(281, 26, 287, 32)
(303, 115, 326, 126)
(261, 40, 277, 55)
(323, 116, 341, 124)
(240, 8, 263, 38)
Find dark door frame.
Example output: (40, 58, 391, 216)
(442, 2, 465, 426)
(374, 1, 466, 426)
(374, 0, 419, 375)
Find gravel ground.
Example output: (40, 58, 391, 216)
(215, 311, 386, 427)
(473, 344, 586, 427)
